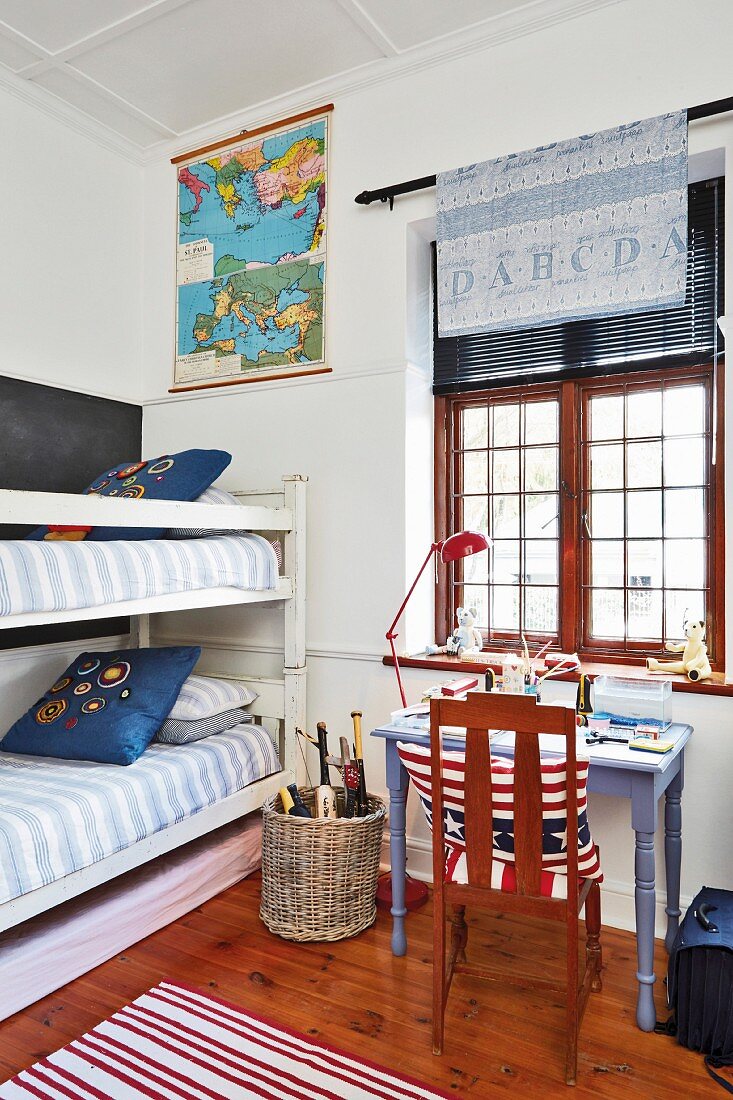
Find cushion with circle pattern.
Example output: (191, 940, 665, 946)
(0, 646, 201, 765)
(27, 449, 231, 542)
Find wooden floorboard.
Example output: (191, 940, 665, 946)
(0, 874, 726, 1097)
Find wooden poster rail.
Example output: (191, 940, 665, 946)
(171, 103, 334, 165)
(168, 367, 332, 394)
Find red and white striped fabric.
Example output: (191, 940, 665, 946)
(398, 742, 602, 900)
(0, 981, 452, 1100)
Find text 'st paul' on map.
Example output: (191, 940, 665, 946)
(174, 108, 329, 387)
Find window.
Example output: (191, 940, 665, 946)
(448, 389, 561, 643)
(432, 175, 725, 666)
(436, 365, 723, 666)
(581, 371, 717, 657)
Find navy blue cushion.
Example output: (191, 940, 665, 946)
(28, 448, 231, 541)
(0, 646, 201, 765)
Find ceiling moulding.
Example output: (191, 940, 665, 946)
(0, 62, 146, 164)
(331, 0, 399, 56)
(14, 0, 196, 77)
(0, 0, 621, 164)
(149, 0, 623, 164)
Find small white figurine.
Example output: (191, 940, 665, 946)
(427, 606, 483, 659)
(646, 617, 712, 683)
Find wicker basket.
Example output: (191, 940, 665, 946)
(260, 788, 386, 941)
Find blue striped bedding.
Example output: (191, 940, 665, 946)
(0, 534, 278, 617)
(0, 726, 279, 905)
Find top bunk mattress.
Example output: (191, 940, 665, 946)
(0, 534, 278, 618)
(0, 725, 280, 906)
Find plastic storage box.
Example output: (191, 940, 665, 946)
(592, 675, 672, 731)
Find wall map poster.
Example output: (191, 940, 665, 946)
(174, 107, 329, 389)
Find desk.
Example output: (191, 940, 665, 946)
(371, 720, 692, 1032)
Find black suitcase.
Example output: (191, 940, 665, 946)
(663, 887, 733, 1091)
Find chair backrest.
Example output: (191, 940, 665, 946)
(430, 692, 579, 899)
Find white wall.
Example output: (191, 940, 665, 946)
(0, 80, 144, 733)
(0, 81, 143, 401)
(141, 0, 733, 933)
(0, 0, 708, 934)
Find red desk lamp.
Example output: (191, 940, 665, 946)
(379, 530, 491, 913)
(386, 530, 492, 708)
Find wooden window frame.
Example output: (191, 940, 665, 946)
(435, 363, 725, 671)
(438, 381, 566, 650)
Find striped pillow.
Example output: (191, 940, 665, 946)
(165, 488, 284, 568)
(155, 707, 254, 745)
(169, 675, 258, 721)
(397, 742, 602, 891)
(166, 486, 241, 538)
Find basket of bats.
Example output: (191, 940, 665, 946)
(260, 711, 386, 941)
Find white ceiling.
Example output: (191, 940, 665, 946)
(0, 0, 619, 159)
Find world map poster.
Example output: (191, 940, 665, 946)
(174, 109, 329, 388)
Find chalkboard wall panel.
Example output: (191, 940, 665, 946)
(0, 376, 142, 650)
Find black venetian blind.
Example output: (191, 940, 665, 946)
(433, 178, 724, 395)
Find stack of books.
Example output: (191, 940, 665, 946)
(391, 676, 480, 730)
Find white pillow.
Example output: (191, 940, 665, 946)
(166, 486, 241, 538)
(169, 675, 258, 721)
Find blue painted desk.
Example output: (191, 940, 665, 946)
(371, 720, 692, 1032)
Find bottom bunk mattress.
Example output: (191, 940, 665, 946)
(0, 725, 279, 905)
(0, 814, 263, 1021)
(0, 534, 278, 617)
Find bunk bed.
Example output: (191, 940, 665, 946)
(0, 475, 306, 1011)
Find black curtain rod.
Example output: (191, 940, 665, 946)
(354, 96, 733, 209)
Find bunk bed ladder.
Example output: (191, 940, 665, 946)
(282, 474, 307, 782)
(134, 613, 151, 648)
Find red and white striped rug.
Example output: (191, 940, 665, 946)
(0, 981, 451, 1099)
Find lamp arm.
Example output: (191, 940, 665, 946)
(386, 541, 442, 709)
(388, 632, 408, 710)
(386, 542, 442, 638)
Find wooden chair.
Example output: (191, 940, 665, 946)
(430, 692, 602, 1086)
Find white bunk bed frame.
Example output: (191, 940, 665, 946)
(0, 474, 306, 935)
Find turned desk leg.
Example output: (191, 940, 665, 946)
(634, 829, 657, 1031)
(385, 745, 409, 957)
(664, 761, 684, 954)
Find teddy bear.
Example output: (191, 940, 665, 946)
(427, 606, 483, 659)
(646, 618, 711, 682)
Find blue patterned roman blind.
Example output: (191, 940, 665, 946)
(433, 178, 724, 395)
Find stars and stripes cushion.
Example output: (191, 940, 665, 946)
(397, 742, 602, 894)
(444, 852, 581, 899)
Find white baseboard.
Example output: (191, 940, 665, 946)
(380, 833, 691, 940)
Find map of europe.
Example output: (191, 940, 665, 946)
(175, 116, 327, 385)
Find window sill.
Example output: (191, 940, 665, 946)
(383, 654, 733, 698)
